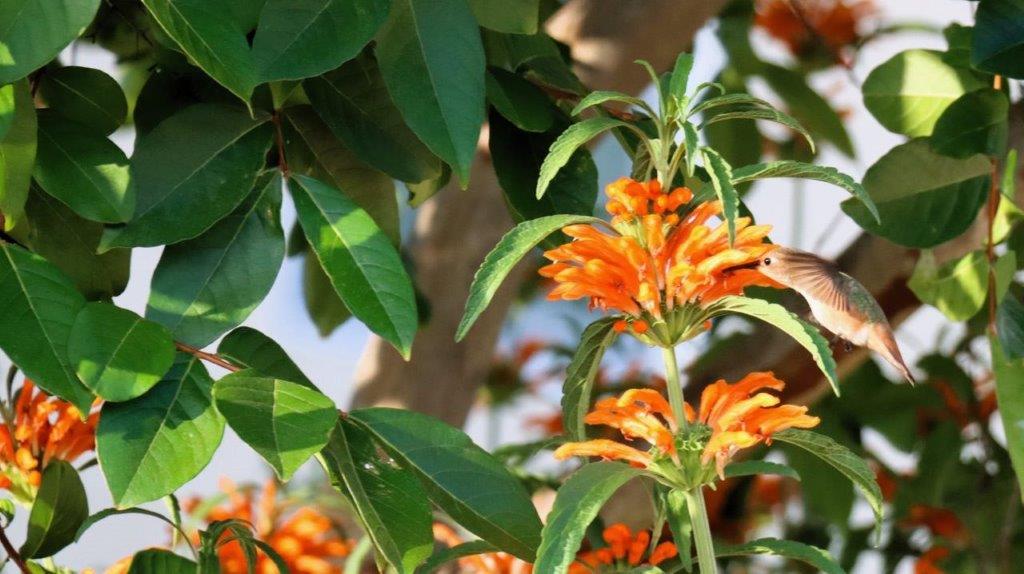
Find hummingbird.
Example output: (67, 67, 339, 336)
(740, 246, 916, 385)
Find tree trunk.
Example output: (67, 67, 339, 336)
(351, 0, 730, 425)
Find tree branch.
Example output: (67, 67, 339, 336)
(0, 522, 29, 574)
(175, 342, 241, 373)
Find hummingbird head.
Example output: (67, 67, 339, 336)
(725, 246, 815, 289)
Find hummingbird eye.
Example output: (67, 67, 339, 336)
(763, 257, 772, 266)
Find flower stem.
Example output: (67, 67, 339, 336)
(684, 486, 718, 574)
(660, 346, 688, 431)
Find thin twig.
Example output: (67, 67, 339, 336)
(0, 522, 30, 574)
(271, 111, 290, 178)
(531, 81, 640, 121)
(986, 74, 1003, 336)
(175, 342, 241, 373)
(786, 0, 862, 86)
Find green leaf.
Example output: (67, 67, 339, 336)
(376, 0, 486, 186)
(126, 549, 197, 574)
(290, 174, 417, 358)
(488, 111, 597, 225)
(0, 79, 36, 231)
(731, 161, 879, 223)
(302, 56, 442, 185)
(668, 52, 694, 105)
(38, 66, 127, 135)
(302, 251, 352, 337)
(700, 147, 739, 244)
(760, 64, 852, 156)
(0, 83, 13, 140)
(1003, 149, 1018, 201)
(21, 461, 88, 559)
(702, 107, 814, 153)
(21, 187, 130, 300)
(688, 93, 774, 117)
(665, 490, 692, 574)
(415, 540, 497, 574)
(147, 174, 284, 347)
(997, 295, 1024, 360)
(68, 302, 176, 402)
(487, 68, 556, 133)
(214, 370, 336, 481)
(252, 0, 390, 82)
(469, 0, 538, 34)
(862, 49, 986, 137)
(218, 327, 314, 387)
(282, 106, 401, 244)
(0, 243, 92, 412)
(717, 538, 843, 574)
(841, 139, 991, 248)
(351, 407, 543, 560)
(992, 337, 1024, 495)
(972, 0, 1024, 78)
(536, 117, 632, 199)
(141, 0, 258, 102)
(772, 428, 883, 528)
(708, 296, 839, 396)
(98, 354, 224, 507)
(101, 104, 273, 249)
(318, 418, 434, 573)
(930, 88, 1009, 158)
(561, 317, 617, 441)
(535, 462, 643, 573)
(724, 460, 801, 480)
(0, 0, 101, 84)
(682, 121, 699, 178)
(456, 214, 604, 341)
(569, 90, 650, 118)
(909, 250, 1016, 321)
(33, 110, 132, 223)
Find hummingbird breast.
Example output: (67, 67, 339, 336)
(807, 298, 871, 346)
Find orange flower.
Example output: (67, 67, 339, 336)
(554, 388, 680, 468)
(569, 524, 677, 573)
(696, 372, 819, 477)
(902, 505, 969, 544)
(915, 546, 950, 574)
(188, 478, 350, 574)
(0, 380, 98, 498)
(755, 0, 875, 57)
(433, 523, 533, 574)
(539, 178, 777, 332)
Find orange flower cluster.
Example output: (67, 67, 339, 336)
(540, 178, 776, 334)
(555, 374, 818, 479)
(187, 479, 350, 574)
(756, 0, 875, 57)
(554, 388, 678, 468)
(569, 524, 677, 573)
(0, 380, 98, 495)
(902, 505, 969, 545)
(697, 372, 819, 476)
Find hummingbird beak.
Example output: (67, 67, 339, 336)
(723, 261, 761, 273)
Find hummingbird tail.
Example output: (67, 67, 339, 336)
(871, 326, 916, 385)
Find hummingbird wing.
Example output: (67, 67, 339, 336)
(781, 251, 858, 316)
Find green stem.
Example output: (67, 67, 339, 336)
(660, 346, 688, 431)
(684, 487, 718, 574)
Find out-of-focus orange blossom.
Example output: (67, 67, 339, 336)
(0, 380, 98, 501)
(184, 478, 351, 574)
(569, 524, 677, 573)
(755, 0, 876, 59)
(539, 178, 778, 344)
(433, 523, 533, 574)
